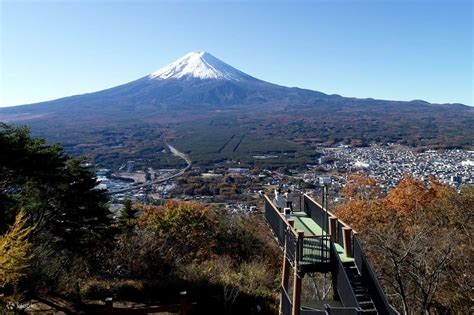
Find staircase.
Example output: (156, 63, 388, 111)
(343, 262, 378, 314)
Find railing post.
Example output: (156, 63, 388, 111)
(292, 231, 304, 315)
(280, 220, 294, 315)
(299, 193, 302, 212)
(329, 216, 338, 242)
(343, 227, 353, 258)
(104, 297, 113, 314)
(180, 291, 191, 315)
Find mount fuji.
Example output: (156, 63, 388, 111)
(0, 51, 335, 121)
(0, 51, 472, 158)
(148, 51, 256, 81)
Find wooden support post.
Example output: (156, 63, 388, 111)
(342, 227, 353, 258)
(280, 221, 294, 315)
(292, 231, 304, 315)
(299, 194, 302, 212)
(329, 216, 337, 242)
(104, 297, 113, 314)
(281, 252, 290, 292)
(180, 291, 191, 315)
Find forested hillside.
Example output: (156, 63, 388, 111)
(335, 174, 473, 314)
(0, 124, 281, 314)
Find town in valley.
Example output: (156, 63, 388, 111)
(101, 144, 474, 216)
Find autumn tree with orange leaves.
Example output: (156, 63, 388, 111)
(139, 200, 219, 261)
(336, 174, 473, 314)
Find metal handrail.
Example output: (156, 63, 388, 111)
(301, 235, 331, 265)
(353, 235, 399, 315)
(303, 194, 357, 253)
(286, 229, 298, 265)
(264, 195, 298, 237)
(303, 194, 356, 233)
(331, 242, 360, 309)
(281, 285, 292, 315)
(264, 197, 284, 245)
(265, 196, 334, 268)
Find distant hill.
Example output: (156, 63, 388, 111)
(1, 51, 472, 168)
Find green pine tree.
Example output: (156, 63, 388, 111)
(120, 198, 137, 228)
(0, 123, 114, 253)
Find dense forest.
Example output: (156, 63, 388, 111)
(335, 174, 473, 314)
(19, 103, 474, 170)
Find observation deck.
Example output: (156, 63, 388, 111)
(264, 194, 398, 315)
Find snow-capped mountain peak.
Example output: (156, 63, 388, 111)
(149, 51, 254, 81)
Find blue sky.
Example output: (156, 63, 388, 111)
(0, 0, 472, 107)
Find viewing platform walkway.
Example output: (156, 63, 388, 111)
(264, 193, 398, 315)
(288, 212, 352, 264)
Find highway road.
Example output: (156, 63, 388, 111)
(107, 144, 191, 195)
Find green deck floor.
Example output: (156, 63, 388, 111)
(289, 212, 354, 263)
(290, 212, 323, 236)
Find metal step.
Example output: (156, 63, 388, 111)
(355, 294, 372, 302)
(352, 282, 365, 288)
(342, 261, 381, 314)
(359, 300, 377, 311)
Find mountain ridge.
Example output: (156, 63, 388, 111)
(0, 51, 469, 114)
(0, 51, 472, 160)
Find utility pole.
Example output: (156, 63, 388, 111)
(319, 176, 331, 261)
(319, 176, 331, 233)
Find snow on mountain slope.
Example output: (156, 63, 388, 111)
(148, 51, 256, 81)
